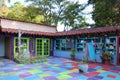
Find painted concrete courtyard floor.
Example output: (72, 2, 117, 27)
(0, 57, 120, 80)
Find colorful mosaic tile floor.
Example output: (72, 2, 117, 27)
(0, 57, 120, 80)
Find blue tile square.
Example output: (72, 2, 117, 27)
(88, 68, 96, 72)
(5, 76, 19, 80)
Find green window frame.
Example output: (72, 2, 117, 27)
(14, 37, 29, 58)
(44, 38, 50, 56)
(36, 38, 50, 56)
(36, 38, 43, 55)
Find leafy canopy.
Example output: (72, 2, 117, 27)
(88, 0, 120, 27)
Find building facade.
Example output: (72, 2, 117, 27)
(1, 18, 120, 65)
(0, 18, 56, 60)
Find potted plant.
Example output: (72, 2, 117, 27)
(78, 56, 88, 73)
(100, 51, 113, 65)
(70, 48, 76, 60)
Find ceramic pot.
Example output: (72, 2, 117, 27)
(78, 63, 88, 73)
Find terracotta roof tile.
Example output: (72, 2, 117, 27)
(0, 17, 56, 28)
(1, 28, 54, 36)
(54, 26, 119, 37)
(1, 26, 120, 37)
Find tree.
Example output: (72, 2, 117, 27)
(0, 0, 11, 17)
(61, 2, 87, 31)
(0, 5, 11, 17)
(88, 0, 120, 27)
(0, 0, 10, 6)
(26, 0, 87, 31)
(26, 0, 55, 25)
(52, 0, 70, 26)
(23, 5, 44, 23)
(7, 2, 26, 20)
(7, 2, 44, 23)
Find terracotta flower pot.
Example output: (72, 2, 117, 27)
(105, 60, 110, 65)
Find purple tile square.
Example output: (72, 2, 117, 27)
(68, 78, 80, 80)
(94, 76, 103, 79)
(52, 70, 60, 73)
(87, 77, 97, 80)
(44, 76, 58, 80)
(69, 72, 81, 77)
(19, 72, 32, 78)
(88, 76, 103, 80)
(23, 68, 31, 70)
(4, 70, 15, 72)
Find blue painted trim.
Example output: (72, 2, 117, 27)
(54, 36, 118, 65)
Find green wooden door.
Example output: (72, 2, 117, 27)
(14, 38, 29, 58)
(36, 38, 43, 55)
(36, 38, 50, 56)
(43, 38, 50, 56)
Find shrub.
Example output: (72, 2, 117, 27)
(14, 55, 47, 64)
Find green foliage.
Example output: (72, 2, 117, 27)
(61, 2, 88, 31)
(15, 55, 47, 64)
(26, 0, 87, 30)
(7, 2, 26, 20)
(71, 48, 76, 58)
(100, 51, 113, 61)
(1, 0, 88, 30)
(0, 1, 44, 23)
(0, 6, 11, 17)
(23, 5, 44, 23)
(88, 0, 120, 27)
(0, 0, 11, 17)
(82, 58, 87, 64)
(26, 0, 55, 25)
(81, 55, 88, 64)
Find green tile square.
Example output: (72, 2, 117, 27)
(29, 69, 41, 74)
(60, 71, 72, 75)
(39, 73, 50, 77)
(57, 75, 72, 79)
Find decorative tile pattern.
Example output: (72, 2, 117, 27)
(0, 57, 120, 80)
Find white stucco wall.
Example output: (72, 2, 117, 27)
(0, 37, 5, 57)
(1, 19, 57, 33)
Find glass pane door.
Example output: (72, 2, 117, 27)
(20, 39, 29, 54)
(36, 38, 43, 55)
(44, 39, 50, 56)
(14, 38, 29, 58)
(36, 38, 50, 56)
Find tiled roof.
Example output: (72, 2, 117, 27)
(0, 17, 120, 37)
(0, 17, 56, 28)
(54, 26, 119, 37)
(1, 26, 120, 37)
(1, 28, 54, 36)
